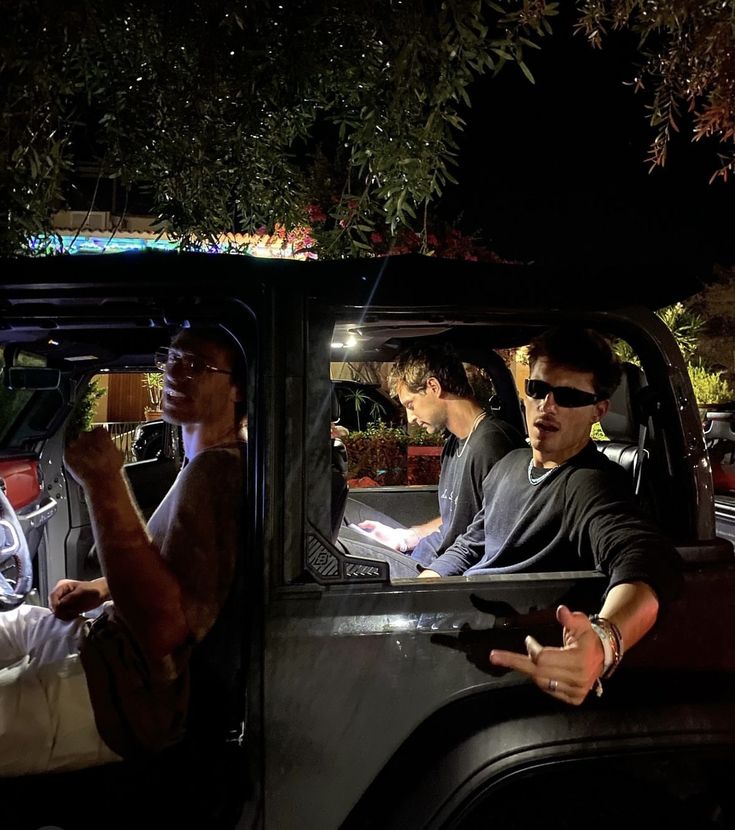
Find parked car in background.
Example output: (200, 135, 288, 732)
(331, 379, 403, 432)
(131, 418, 183, 463)
(131, 418, 165, 460)
(703, 404, 735, 543)
(0, 252, 733, 829)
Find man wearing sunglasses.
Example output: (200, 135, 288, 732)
(0, 327, 246, 780)
(419, 327, 682, 706)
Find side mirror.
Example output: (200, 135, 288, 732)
(4, 367, 61, 391)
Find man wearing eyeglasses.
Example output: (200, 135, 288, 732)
(0, 327, 246, 777)
(419, 327, 682, 707)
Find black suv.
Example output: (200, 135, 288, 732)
(131, 418, 167, 461)
(0, 252, 734, 830)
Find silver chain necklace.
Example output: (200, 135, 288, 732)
(527, 459, 561, 486)
(456, 411, 486, 459)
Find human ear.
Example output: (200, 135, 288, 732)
(593, 400, 609, 422)
(426, 377, 442, 397)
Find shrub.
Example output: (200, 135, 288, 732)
(590, 422, 608, 441)
(66, 379, 107, 440)
(406, 425, 445, 446)
(688, 362, 734, 407)
(343, 422, 408, 486)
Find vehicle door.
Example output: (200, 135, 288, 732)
(0, 355, 67, 599)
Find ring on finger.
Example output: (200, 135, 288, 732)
(547, 678, 558, 693)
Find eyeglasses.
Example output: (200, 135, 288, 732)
(154, 347, 232, 378)
(525, 378, 601, 408)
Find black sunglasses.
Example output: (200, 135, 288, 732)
(525, 378, 601, 408)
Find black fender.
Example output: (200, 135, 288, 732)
(343, 669, 735, 830)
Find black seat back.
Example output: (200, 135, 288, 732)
(596, 361, 647, 488)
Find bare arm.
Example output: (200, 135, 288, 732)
(489, 581, 659, 705)
(64, 428, 189, 659)
(357, 516, 442, 552)
(596, 580, 659, 651)
(412, 516, 442, 538)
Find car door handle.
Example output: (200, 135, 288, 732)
(19, 497, 58, 529)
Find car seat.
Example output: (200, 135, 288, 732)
(596, 361, 648, 495)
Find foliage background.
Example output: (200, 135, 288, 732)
(8, 1, 735, 261)
(2, 0, 559, 257)
(616, 303, 734, 406)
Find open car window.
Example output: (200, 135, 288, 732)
(298, 310, 677, 588)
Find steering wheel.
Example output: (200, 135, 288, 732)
(0, 487, 33, 611)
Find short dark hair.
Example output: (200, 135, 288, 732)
(527, 327, 622, 400)
(389, 343, 473, 399)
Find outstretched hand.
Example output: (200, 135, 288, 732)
(489, 605, 605, 706)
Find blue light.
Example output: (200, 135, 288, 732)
(28, 231, 316, 258)
(52, 234, 180, 255)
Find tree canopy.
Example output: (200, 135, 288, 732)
(3, 0, 735, 258)
(2, 0, 558, 256)
(577, 1, 735, 180)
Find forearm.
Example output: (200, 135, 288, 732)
(411, 516, 442, 541)
(397, 517, 442, 551)
(85, 470, 188, 657)
(597, 580, 659, 654)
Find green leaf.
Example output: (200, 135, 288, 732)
(518, 60, 536, 84)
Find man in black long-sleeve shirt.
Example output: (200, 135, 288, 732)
(426, 442, 678, 594)
(421, 327, 682, 706)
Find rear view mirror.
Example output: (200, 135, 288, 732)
(4, 367, 61, 391)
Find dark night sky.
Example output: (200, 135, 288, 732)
(445, 20, 735, 275)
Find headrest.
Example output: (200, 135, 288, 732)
(705, 412, 735, 442)
(330, 384, 341, 423)
(601, 362, 645, 443)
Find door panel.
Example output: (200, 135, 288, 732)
(0, 452, 57, 593)
(0, 453, 42, 510)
